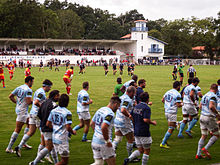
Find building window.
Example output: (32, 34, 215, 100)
(141, 34, 143, 40)
(141, 46, 143, 52)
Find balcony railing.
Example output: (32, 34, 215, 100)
(148, 48, 163, 53)
(131, 27, 148, 32)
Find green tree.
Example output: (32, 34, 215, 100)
(148, 29, 162, 40)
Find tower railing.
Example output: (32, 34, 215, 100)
(131, 27, 148, 32)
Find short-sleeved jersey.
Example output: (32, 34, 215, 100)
(173, 65, 177, 71)
(30, 88, 46, 115)
(92, 107, 114, 145)
(178, 66, 184, 73)
(79, 63, 83, 69)
(136, 87, 144, 104)
(163, 89, 181, 114)
(130, 63, 135, 70)
(131, 102, 151, 137)
(123, 80, 135, 91)
(77, 89, 90, 113)
(114, 84, 123, 97)
(8, 64, 14, 72)
(183, 84, 197, 104)
(25, 68, 31, 77)
(119, 63, 124, 70)
(40, 61, 43, 66)
(195, 86, 201, 100)
(201, 91, 218, 117)
(114, 94, 134, 128)
(112, 63, 117, 70)
(11, 84, 32, 114)
(127, 64, 131, 70)
(104, 62, 108, 69)
(48, 106, 72, 144)
(63, 69, 73, 79)
(188, 67, 196, 73)
(217, 86, 220, 112)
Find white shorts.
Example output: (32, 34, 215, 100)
(165, 113, 177, 122)
(42, 132, 52, 141)
(54, 142, 69, 157)
(200, 115, 219, 134)
(78, 111, 91, 120)
(182, 103, 197, 116)
(91, 143, 115, 160)
(135, 136, 152, 149)
(29, 114, 40, 127)
(115, 127, 134, 136)
(16, 113, 28, 123)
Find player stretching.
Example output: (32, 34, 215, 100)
(172, 63, 177, 80)
(112, 62, 117, 75)
(63, 66, 74, 95)
(178, 63, 184, 86)
(47, 94, 76, 165)
(113, 86, 136, 157)
(6, 76, 34, 153)
(90, 96, 121, 165)
(119, 62, 124, 75)
(195, 84, 220, 159)
(178, 77, 200, 138)
(160, 81, 182, 149)
(8, 62, 15, 80)
(15, 79, 53, 157)
(29, 90, 60, 165)
(104, 61, 109, 76)
(121, 75, 138, 93)
(73, 82, 93, 142)
(25, 65, 31, 78)
(0, 64, 5, 88)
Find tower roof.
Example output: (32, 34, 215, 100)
(134, 20, 147, 23)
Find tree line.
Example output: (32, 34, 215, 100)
(0, 0, 219, 58)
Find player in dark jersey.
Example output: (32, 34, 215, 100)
(82, 63, 86, 74)
(65, 60, 70, 70)
(127, 62, 131, 76)
(119, 62, 124, 75)
(112, 62, 117, 75)
(79, 63, 84, 75)
(104, 61, 109, 76)
(55, 59, 59, 72)
(39, 60, 44, 72)
(172, 63, 177, 80)
(130, 62, 135, 76)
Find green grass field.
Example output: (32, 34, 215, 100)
(0, 65, 220, 165)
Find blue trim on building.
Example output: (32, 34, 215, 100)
(148, 36, 168, 45)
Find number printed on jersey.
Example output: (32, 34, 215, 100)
(96, 114, 103, 126)
(165, 94, 173, 102)
(52, 113, 64, 125)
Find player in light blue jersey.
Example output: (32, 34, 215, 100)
(196, 84, 220, 159)
(45, 94, 76, 165)
(73, 82, 93, 142)
(178, 77, 200, 138)
(113, 86, 136, 157)
(90, 96, 121, 165)
(217, 79, 220, 112)
(6, 76, 34, 153)
(120, 75, 138, 93)
(15, 79, 52, 157)
(160, 81, 182, 149)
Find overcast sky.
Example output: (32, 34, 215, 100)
(39, 0, 220, 20)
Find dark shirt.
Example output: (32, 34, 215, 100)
(104, 62, 108, 69)
(38, 98, 58, 132)
(112, 63, 117, 70)
(131, 102, 151, 137)
(120, 63, 124, 70)
(136, 87, 144, 104)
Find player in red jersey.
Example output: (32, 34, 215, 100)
(7, 62, 15, 80)
(25, 65, 31, 78)
(0, 64, 5, 88)
(63, 66, 74, 95)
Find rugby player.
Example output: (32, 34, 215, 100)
(29, 90, 60, 165)
(187, 64, 196, 79)
(217, 79, 220, 112)
(160, 81, 182, 149)
(8, 62, 15, 80)
(55, 59, 59, 72)
(65, 60, 70, 70)
(39, 60, 44, 72)
(63, 66, 74, 95)
(73, 82, 93, 142)
(113, 86, 136, 157)
(6, 76, 34, 153)
(47, 94, 76, 165)
(178, 63, 184, 86)
(25, 65, 31, 78)
(82, 62, 86, 73)
(123, 92, 156, 165)
(113, 77, 123, 97)
(104, 61, 109, 76)
(90, 96, 121, 165)
(195, 84, 220, 159)
(127, 62, 131, 76)
(119, 62, 124, 75)
(178, 77, 200, 138)
(112, 62, 117, 75)
(130, 62, 135, 76)
(0, 64, 5, 88)
(79, 63, 84, 75)
(172, 63, 178, 80)
(120, 75, 138, 93)
(136, 79, 146, 104)
(15, 79, 53, 157)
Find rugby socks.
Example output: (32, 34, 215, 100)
(142, 154, 149, 165)
(37, 144, 45, 155)
(10, 75, 12, 80)
(33, 148, 49, 165)
(24, 127, 29, 134)
(7, 131, 18, 150)
(73, 125, 81, 131)
(196, 138, 205, 156)
(66, 87, 71, 94)
(186, 118, 198, 132)
(18, 134, 30, 149)
(126, 142, 133, 156)
(51, 148, 58, 164)
(205, 136, 218, 150)
(2, 80, 5, 87)
(162, 131, 172, 145)
(128, 150, 141, 161)
(178, 122, 186, 136)
(82, 133, 88, 140)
